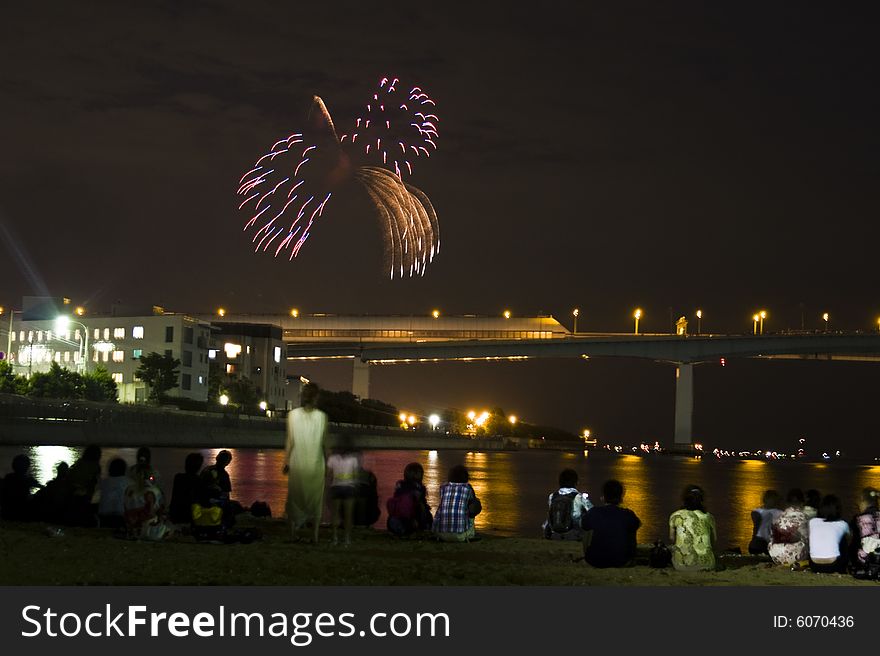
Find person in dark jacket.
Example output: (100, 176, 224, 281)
(0, 454, 42, 521)
(580, 479, 641, 568)
(169, 452, 205, 524)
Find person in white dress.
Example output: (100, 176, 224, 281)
(283, 383, 328, 543)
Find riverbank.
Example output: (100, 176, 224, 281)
(0, 518, 872, 586)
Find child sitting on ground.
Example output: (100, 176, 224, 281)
(387, 462, 433, 537)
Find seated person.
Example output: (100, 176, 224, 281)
(808, 494, 850, 574)
(768, 488, 809, 566)
(851, 487, 880, 569)
(65, 444, 102, 527)
(0, 454, 42, 521)
(97, 458, 129, 529)
(749, 489, 781, 555)
(542, 468, 592, 540)
(433, 465, 482, 542)
(124, 467, 171, 540)
(581, 479, 641, 568)
(200, 450, 233, 501)
(33, 461, 70, 523)
(387, 462, 433, 537)
(669, 485, 716, 571)
(169, 452, 205, 525)
(353, 468, 381, 528)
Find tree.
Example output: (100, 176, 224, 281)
(226, 375, 258, 410)
(82, 367, 119, 403)
(135, 352, 180, 403)
(0, 360, 28, 395)
(27, 362, 83, 399)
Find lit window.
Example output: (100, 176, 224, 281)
(246, 345, 251, 354)
(113, 328, 125, 339)
(132, 326, 144, 339)
(103, 328, 110, 340)
(74, 329, 80, 340)
(111, 373, 123, 384)
(94, 329, 100, 340)
(28, 331, 33, 342)
(226, 364, 235, 374)
(64, 351, 70, 363)
(54, 352, 61, 363)
(112, 350, 124, 363)
(198, 375, 204, 385)
(132, 349, 142, 359)
(274, 346, 282, 363)
(18, 331, 24, 341)
(37, 331, 43, 342)
(224, 343, 241, 359)
(9, 332, 14, 342)
(93, 351, 99, 362)
(208, 349, 217, 360)
(73, 352, 79, 363)
(102, 351, 109, 362)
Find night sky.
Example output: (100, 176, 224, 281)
(1, 2, 879, 455)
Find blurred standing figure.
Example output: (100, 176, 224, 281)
(284, 382, 327, 543)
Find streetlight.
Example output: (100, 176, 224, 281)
(259, 400, 268, 412)
(55, 315, 89, 374)
(759, 310, 767, 335)
(696, 309, 702, 335)
(822, 312, 829, 332)
(503, 310, 511, 319)
(572, 308, 579, 334)
(431, 309, 440, 319)
(217, 308, 226, 318)
(290, 308, 299, 318)
(752, 313, 759, 335)
(508, 415, 517, 425)
(633, 308, 642, 335)
(75, 306, 85, 317)
(429, 414, 440, 430)
(219, 394, 229, 406)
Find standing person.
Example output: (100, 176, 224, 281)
(326, 436, 360, 545)
(808, 494, 851, 574)
(433, 465, 482, 542)
(768, 489, 810, 567)
(668, 485, 716, 571)
(749, 489, 781, 555)
(851, 487, 880, 568)
(284, 382, 328, 543)
(542, 468, 592, 540)
(97, 458, 129, 529)
(580, 479, 641, 568)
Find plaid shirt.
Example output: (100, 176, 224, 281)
(433, 482, 476, 534)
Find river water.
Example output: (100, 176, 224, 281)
(3, 445, 879, 550)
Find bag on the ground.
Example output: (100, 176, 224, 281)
(854, 549, 880, 580)
(192, 503, 222, 527)
(649, 539, 672, 568)
(548, 491, 578, 533)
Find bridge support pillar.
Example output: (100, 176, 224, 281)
(673, 362, 694, 447)
(352, 359, 371, 400)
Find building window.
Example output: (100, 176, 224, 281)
(226, 364, 235, 374)
(102, 351, 110, 363)
(9, 332, 14, 343)
(93, 351, 99, 363)
(111, 373, 123, 384)
(198, 375, 204, 385)
(37, 331, 43, 342)
(54, 352, 61, 363)
(93, 329, 100, 340)
(132, 349, 143, 359)
(64, 351, 70, 363)
(133, 326, 144, 339)
(165, 326, 174, 343)
(181, 373, 191, 391)
(182, 350, 192, 367)
(103, 328, 110, 340)
(208, 349, 217, 360)
(246, 345, 251, 354)
(113, 328, 125, 339)
(112, 350, 124, 363)
(274, 346, 282, 363)
(18, 331, 23, 341)
(73, 352, 80, 364)
(224, 343, 241, 359)
(28, 331, 33, 342)
(184, 326, 194, 344)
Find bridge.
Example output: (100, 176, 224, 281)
(203, 313, 880, 450)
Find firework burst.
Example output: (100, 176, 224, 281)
(236, 79, 440, 278)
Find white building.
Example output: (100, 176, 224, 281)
(7, 312, 211, 403)
(209, 322, 287, 410)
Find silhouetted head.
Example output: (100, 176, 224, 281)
(860, 487, 880, 512)
(761, 489, 780, 509)
(185, 452, 204, 475)
(216, 450, 232, 468)
(602, 479, 624, 505)
(403, 462, 424, 484)
(786, 488, 805, 507)
(449, 465, 469, 484)
(300, 382, 319, 408)
(82, 445, 102, 463)
(558, 469, 578, 489)
(108, 458, 127, 477)
(682, 485, 705, 511)
(11, 454, 30, 475)
(820, 494, 843, 522)
(136, 447, 151, 466)
(55, 462, 69, 479)
(805, 489, 821, 509)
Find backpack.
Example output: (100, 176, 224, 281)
(548, 491, 578, 534)
(387, 488, 416, 521)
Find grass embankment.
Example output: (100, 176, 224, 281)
(0, 518, 872, 586)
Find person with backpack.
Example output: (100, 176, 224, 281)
(542, 468, 592, 540)
(387, 462, 433, 537)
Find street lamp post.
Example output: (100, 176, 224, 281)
(752, 314, 759, 335)
(55, 316, 89, 374)
(759, 310, 767, 335)
(696, 309, 702, 335)
(633, 308, 642, 335)
(822, 312, 829, 332)
(572, 308, 579, 334)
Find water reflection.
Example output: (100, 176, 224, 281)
(29, 445, 80, 484)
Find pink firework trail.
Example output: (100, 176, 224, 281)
(236, 79, 440, 278)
